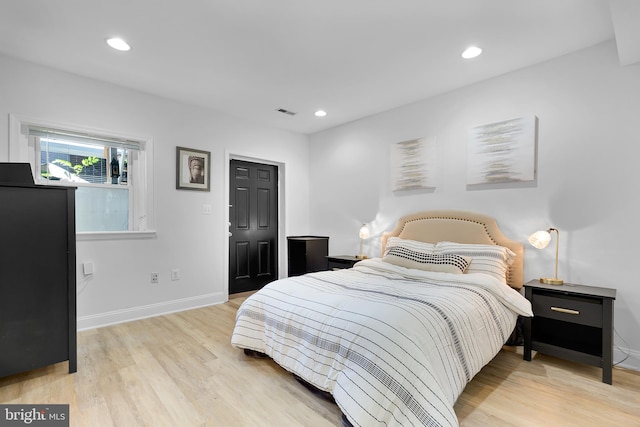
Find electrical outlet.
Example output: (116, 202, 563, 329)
(171, 269, 180, 281)
(151, 272, 159, 283)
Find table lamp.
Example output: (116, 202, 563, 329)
(528, 227, 563, 285)
(357, 224, 370, 259)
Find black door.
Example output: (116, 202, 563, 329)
(229, 160, 278, 294)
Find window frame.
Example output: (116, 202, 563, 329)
(9, 114, 156, 240)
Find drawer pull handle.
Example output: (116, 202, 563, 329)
(551, 306, 580, 315)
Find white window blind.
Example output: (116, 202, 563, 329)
(27, 125, 146, 233)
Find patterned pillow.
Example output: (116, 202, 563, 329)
(434, 241, 515, 282)
(383, 237, 436, 257)
(383, 246, 472, 274)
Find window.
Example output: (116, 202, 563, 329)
(9, 115, 154, 237)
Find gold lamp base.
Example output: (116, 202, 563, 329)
(355, 255, 367, 260)
(540, 277, 563, 285)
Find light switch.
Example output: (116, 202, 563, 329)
(83, 262, 94, 275)
(202, 204, 212, 215)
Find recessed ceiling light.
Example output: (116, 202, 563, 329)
(461, 46, 482, 59)
(314, 110, 327, 117)
(106, 37, 131, 52)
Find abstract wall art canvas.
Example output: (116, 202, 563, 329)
(467, 116, 537, 185)
(390, 136, 437, 191)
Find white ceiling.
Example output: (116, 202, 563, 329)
(0, 1, 637, 135)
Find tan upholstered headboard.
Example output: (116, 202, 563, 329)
(381, 210, 524, 289)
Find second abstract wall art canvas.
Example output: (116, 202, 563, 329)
(467, 116, 537, 186)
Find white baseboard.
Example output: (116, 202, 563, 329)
(77, 292, 225, 331)
(614, 346, 640, 372)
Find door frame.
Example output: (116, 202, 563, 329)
(223, 150, 287, 301)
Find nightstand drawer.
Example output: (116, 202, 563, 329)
(532, 294, 602, 327)
(326, 255, 360, 270)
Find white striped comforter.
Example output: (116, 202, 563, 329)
(231, 258, 533, 427)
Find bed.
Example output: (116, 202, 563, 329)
(231, 210, 533, 427)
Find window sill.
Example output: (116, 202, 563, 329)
(77, 230, 157, 241)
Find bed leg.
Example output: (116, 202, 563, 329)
(292, 374, 336, 403)
(243, 348, 270, 359)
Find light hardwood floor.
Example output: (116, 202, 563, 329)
(1, 297, 639, 426)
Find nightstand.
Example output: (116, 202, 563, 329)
(326, 255, 361, 270)
(523, 280, 616, 384)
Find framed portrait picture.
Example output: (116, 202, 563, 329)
(176, 146, 210, 191)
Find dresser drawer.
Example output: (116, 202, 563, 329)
(532, 294, 602, 327)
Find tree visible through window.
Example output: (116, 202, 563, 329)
(40, 139, 127, 185)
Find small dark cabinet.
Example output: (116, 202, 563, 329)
(287, 236, 329, 276)
(0, 178, 77, 378)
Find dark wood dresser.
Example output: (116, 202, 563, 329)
(0, 170, 77, 378)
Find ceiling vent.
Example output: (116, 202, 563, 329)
(276, 108, 297, 116)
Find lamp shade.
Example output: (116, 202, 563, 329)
(528, 230, 551, 249)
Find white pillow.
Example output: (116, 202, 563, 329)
(383, 237, 435, 257)
(434, 241, 515, 282)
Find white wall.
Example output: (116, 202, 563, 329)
(308, 40, 640, 371)
(0, 54, 311, 329)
